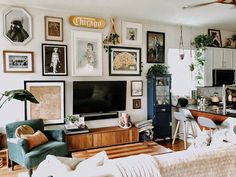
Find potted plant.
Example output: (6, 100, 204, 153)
(0, 89, 39, 109)
(146, 64, 169, 78)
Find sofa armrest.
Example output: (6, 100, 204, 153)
(7, 138, 28, 162)
(44, 129, 65, 142)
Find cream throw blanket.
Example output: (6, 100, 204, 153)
(105, 154, 161, 177)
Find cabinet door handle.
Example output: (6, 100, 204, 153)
(161, 109, 166, 111)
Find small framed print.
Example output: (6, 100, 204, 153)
(131, 80, 143, 97)
(45, 16, 63, 41)
(122, 21, 142, 46)
(24, 80, 65, 125)
(147, 31, 165, 63)
(208, 29, 222, 47)
(71, 30, 103, 76)
(3, 7, 32, 45)
(109, 46, 141, 76)
(3, 50, 34, 73)
(42, 44, 68, 76)
(133, 99, 141, 109)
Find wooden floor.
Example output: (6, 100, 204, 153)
(0, 139, 188, 177)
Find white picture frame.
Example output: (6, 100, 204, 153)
(24, 80, 65, 125)
(122, 21, 142, 46)
(3, 7, 33, 45)
(71, 30, 103, 76)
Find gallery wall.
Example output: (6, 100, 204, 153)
(0, 4, 235, 132)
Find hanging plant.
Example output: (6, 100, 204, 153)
(146, 64, 169, 78)
(191, 34, 213, 85)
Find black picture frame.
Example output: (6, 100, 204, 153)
(131, 80, 143, 97)
(109, 46, 141, 76)
(42, 44, 68, 76)
(133, 99, 141, 109)
(208, 29, 222, 47)
(147, 31, 165, 63)
(24, 80, 65, 125)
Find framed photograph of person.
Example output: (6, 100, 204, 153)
(208, 29, 222, 47)
(122, 21, 142, 46)
(45, 16, 63, 41)
(42, 44, 68, 76)
(71, 30, 103, 76)
(147, 31, 165, 63)
(24, 80, 65, 125)
(109, 46, 141, 76)
(131, 80, 143, 97)
(3, 50, 34, 73)
(133, 99, 141, 109)
(3, 7, 32, 45)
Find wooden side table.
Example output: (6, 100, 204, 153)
(0, 148, 9, 168)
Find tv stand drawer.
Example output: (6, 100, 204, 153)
(65, 126, 139, 151)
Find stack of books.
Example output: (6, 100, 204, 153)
(64, 124, 89, 135)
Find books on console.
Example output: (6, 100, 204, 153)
(64, 124, 89, 134)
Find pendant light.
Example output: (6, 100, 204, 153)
(179, 25, 185, 60)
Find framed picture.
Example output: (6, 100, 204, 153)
(24, 81, 65, 125)
(45, 16, 63, 41)
(3, 50, 34, 73)
(71, 30, 103, 76)
(42, 44, 68, 76)
(122, 21, 142, 46)
(208, 29, 222, 47)
(131, 80, 143, 97)
(133, 99, 141, 109)
(109, 46, 141, 76)
(147, 31, 165, 63)
(3, 7, 32, 45)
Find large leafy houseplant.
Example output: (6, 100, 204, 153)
(0, 89, 39, 109)
(146, 64, 169, 78)
(191, 34, 213, 85)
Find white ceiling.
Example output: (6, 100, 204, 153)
(1, 0, 236, 31)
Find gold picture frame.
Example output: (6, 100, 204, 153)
(45, 16, 63, 41)
(3, 50, 34, 73)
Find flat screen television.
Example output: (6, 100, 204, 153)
(73, 81, 127, 117)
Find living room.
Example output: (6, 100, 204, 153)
(0, 0, 236, 177)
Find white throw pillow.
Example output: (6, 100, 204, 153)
(74, 151, 108, 176)
(33, 155, 84, 177)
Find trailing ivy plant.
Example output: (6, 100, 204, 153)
(191, 34, 213, 85)
(146, 64, 169, 78)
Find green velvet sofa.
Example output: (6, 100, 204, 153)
(6, 119, 68, 177)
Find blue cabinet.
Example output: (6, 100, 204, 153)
(147, 75, 172, 140)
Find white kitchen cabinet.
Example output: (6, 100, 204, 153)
(198, 47, 236, 86)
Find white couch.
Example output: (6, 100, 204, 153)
(32, 142, 236, 177)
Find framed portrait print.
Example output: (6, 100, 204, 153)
(133, 99, 141, 109)
(109, 46, 141, 76)
(208, 29, 222, 47)
(24, 80, 65, 125)
(45, 16, 63, 41)
(71, 30, 103, 76)
(147, 31, 165, 63)
(3, 7, 32, 45)
(42, 44, 68, 76)
(131, 80, 143, 97)
(122, 21, 142, 46)
(3, 50, 34, 73)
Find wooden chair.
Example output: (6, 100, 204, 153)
(172, 111, 196, 149)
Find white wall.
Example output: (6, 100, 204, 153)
(0, 4, 235, 132)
